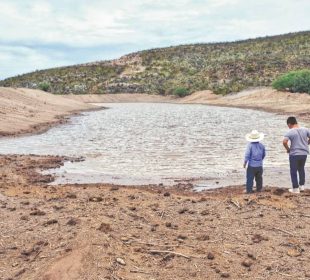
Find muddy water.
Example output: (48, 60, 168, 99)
(0, 103, 306, 188)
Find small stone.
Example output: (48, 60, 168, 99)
(221, 272, 230, 278)
(197, 234, 210, 241)
(163, 192, 170, 197)
(177, 234, 187, 240)
(178, 208, 188, 214)
(242, 260, 253, 268)
(66, 193, 77, 199)
(207, 252, 215, 260)
(200, 210, 209, 216)
(43, 219, 58, 226)
(110, 186, 119, 191)
(116, 258, 126, 266)
(97, 223, 112, 233)
(30, 210, 46, 216)
(89, 196, 103, 202)
(67, 218, 79, 226)
(247, 252, 256, 260)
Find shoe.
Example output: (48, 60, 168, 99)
(289, 188, 300, 194)
(299, 185, 305, 191)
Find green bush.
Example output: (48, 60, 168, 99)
(38, 82, 50, 92)
(173, 87, 190, 97)
(272, 69, 310, 93)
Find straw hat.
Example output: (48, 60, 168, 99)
(245, 130, 264, 142)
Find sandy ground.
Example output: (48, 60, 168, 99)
(1, 155, 310, 280)
(1, 87, 310, 279)
(0, 87, 100, 137)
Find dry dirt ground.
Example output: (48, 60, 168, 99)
(1, 155, 310, 280)
(0, 87, 99, 137)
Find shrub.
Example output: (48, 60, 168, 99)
(173, 87, 190, 97)
(38, 82, 50, 92)
(272, 69, 310, 93)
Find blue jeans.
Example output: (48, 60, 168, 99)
(246, 166, 263, 193)
(289, 155, 307, 188)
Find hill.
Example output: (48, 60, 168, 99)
(1, 31, 309, 95)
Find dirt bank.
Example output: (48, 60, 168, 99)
(0, 87, 100, 137)
(1, 154, 310, 280)
(65, 93, 177, 103)
(180, 88, 310, 124)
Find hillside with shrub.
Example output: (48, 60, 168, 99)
(1, 31, 309, 95)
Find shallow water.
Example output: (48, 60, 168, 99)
(0, 103, 306, 187)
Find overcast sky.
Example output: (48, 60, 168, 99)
(1, 0, 309, 80)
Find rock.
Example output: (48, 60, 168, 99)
(247, 252, 256, 260)
(207, 252, 215, 260)
(43, 219, 58, 226)
(221, 272, 230, 278)
(241, 260, 253, 268)
(97, 223, 112, 233)
(197, 234, 210, 241)
(66, 193, 77, 199)
(89, 196, 103, 202)
(163, 192, 170, 197)
(287, 248, 302, 257)
(251, 234, 268, 243)
(110, 186, 119, 191)
(67, 218, 79, 226)
(177, 234, 187, 240)
(116, 258, 126, 266)
(178, 208, 188, 214)
(30, 210, 46, 216)
(200, 210, 209, 216)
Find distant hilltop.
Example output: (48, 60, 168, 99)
(1, 31, 309, 95)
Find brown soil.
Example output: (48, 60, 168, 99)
(1, 155, 310, 280)
(0, 87, 100, 137)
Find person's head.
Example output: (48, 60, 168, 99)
(287, 116, 298, 128)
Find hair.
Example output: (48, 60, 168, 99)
(287, 116, 298, 125)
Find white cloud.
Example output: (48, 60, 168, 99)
(0, 0, 309, 79)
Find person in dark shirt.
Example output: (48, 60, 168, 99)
(244, 130, 266, 194)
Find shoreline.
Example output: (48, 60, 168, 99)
(1, 87, 310, 138)
(1, 86, 310, 278)
(1, 154, 310, 279)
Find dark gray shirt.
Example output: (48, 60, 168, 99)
(284, 127, 310, 156)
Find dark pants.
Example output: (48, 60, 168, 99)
(246, 166, 263, 193)
(289, 155, 307, 188)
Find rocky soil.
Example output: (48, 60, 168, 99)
(1, 155, 310, 280)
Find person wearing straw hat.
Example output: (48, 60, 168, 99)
(243, 130, 266, 194)
(283, 116, 310, 194)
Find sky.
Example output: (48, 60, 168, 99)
(0, 0, 309, 80)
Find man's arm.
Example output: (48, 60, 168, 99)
(283, 138, 290, 153)
(243, 144, 250, 168)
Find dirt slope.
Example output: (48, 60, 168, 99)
(0, 87, 99, 137)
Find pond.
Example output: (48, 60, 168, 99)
(0, 103, 303, 188)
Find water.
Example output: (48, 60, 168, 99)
(0, 103, 305, 187)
